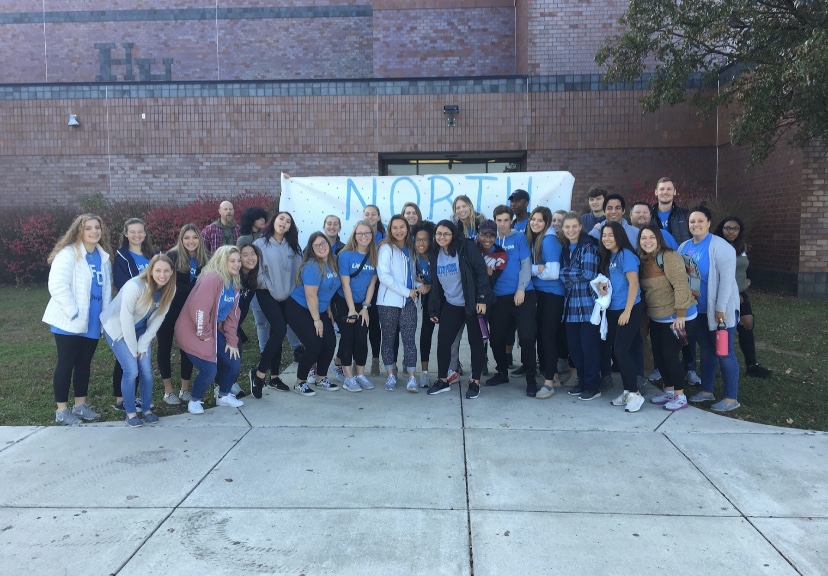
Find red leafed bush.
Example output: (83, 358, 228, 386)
(1, 191, 278, 284)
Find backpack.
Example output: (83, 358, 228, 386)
(655, 251, 701, 298)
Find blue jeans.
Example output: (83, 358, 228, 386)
(186, 331, 241, 401)
(566, 321, 601, 392)
(694, 313, 740, 399)
(105, 329, 153, 415)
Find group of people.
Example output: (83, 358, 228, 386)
(43, 177, 770, 426)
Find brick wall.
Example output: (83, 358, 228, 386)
(526, 0, 629, 75)
(799, 141, 828, 297)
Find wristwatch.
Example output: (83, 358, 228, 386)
(362, 302, 371, 308)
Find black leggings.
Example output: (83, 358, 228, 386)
(285, 297, 336, 381)
(489, 291, 537, 378)
(605, 302, 645, 392)
(436, 303, 486, 381)
(420, 293, 436, 363)
(535, 291, 564, 380)
(53, 333, 99, 403)
(332, 294, 369, 367)
(256, 289, 289, 375)
(368, 291, 381, 359)
(156, 311, 194, 382)
(650, 318, 696, 391)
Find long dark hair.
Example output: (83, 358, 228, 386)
(120, 217, 156, 258)
(365, 204, 386, 235)
(714, 215, 747, 254)
(525, 207, 552, 262)
(598, 221, 636, 275)
(238, 241, 261, 291)
(239, 206, 268, 236)
(262, 211, 301, 255)
(380, 214, 414, 254)
(636, 223, 673, 263)
(433, 219, 462, 257)
(296, 232, 339, 285)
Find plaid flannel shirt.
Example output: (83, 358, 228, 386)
(201, 221, 240, 255)
(560, 234, 600, 322)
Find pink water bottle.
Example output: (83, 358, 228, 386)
(715, 320, 728, 356)
(478, 315, 490, 342)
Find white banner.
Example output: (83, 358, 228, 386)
(279, 171, 574, 245)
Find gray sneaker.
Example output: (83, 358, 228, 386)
(356, 374, 374, 390)
(342, 377, 362, 392)
(418, 371, 432, 388)
(178, 390, 192, 402)
(600, 375, 614, 390)
(406, 375, 418, 393)
(71, 403, 100, 421)
(55, 408, 81, 426)
(384, 374, 397, 391)
(163, 392, 181, 405)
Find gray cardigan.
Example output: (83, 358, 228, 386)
(679, 234, 740, 330)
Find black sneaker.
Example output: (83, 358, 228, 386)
(579, 390, 602, 401)
(427, 380, 452, 395)
(506, 353, 514, 369)
(485, 372, 509, 386)
(746, 364, 773, 378)
(112, 400, 125, 411)
(567, 386, 584, 396)
(268, 376, 290, 392)
(250, 369, 264, 399)
(292, 345, 306, 364)
(526, 382, 538, 397)
(465, 382, 480, 399)
(511, 365, 528, 377)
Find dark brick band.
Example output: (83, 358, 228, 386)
(0, 6, 372, 25)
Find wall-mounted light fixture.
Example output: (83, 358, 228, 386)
(67, 114, 80, 127)
(443, 104, 459, 127)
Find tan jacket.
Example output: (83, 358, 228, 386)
(639, 250, 695, 319)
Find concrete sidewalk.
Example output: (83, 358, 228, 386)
(1, 361, 825, 575)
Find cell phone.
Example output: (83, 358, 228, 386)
(672, 326, 688, 347)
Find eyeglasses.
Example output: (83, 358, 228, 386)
(723, 226, 740, 232)
(414, 238, 430, 244)
(355, 232, 373, 237)
(312, 242, 329, 249)
(435, 232, 453, 238)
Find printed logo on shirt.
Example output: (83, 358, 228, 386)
(437, 262, 459, 276)
(222, 293, 236, 304)
(88, 262, 105, 286)
(484, 254, 507, 271)
(351, 263, 375, 272)
(136, 262, 149, 272)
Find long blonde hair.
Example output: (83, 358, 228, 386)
(201, 245, 241, 289)
(168, 223, 209, 274)
(48, 213, 112, 264)
(342, 220, 378, 267)
(451, 195, 483, 238)
(135, 254, 177, 317)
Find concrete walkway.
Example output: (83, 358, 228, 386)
(1, 361, 825, 575)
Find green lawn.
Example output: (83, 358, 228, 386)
(0, 286, 825, 430)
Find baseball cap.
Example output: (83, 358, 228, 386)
(478, 219, 497, 236)
(508, 189, 530, 202)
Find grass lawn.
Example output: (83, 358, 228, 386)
(0, 286, 826, 430)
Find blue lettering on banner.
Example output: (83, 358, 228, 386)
(346, 178, 378, 217)
(428, 175, 454, 220)
(389, 177, 420, 215)
(464, 175, 497, 209)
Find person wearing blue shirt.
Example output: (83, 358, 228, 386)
(485, 205, 538, 396)
(112, 217, 157, 411)
(331, 221, 379, 393)
(43, 214, 113, 426)
(285, 232, 343, 396)
(598, 221, 646, 412)
(526, 207, 565, 398)
(509, 189, 531, 232)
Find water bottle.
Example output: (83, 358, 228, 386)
(478, 315, 490, 342)
(715, 320, 728, 356)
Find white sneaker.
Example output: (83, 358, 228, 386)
(216, 394, 244, 408)
(611, 391, 630, 406)
(406, 376, 418, 393)
(188, 400, 204, 414)
(624, 393, 645, 413)
(686, 370, 702, 385)
(356, 374, 374, 390)
(419, 371, 431, 388)
(648, 369, 662, 382)
(384, 374, 397, 391)
(333, 364, 346, 382)
(342, 377, 362, 392)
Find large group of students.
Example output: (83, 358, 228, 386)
(44, 177, 772, 427)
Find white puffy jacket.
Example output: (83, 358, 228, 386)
(42, 244, 113, 334)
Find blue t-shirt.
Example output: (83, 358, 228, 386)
(52, 249, 104, 339)
(658, 210, 671, 229)
(680, 234, 712, 313)
(134, 291, 161, 333)
(217, 284, 236, 322)
(532, 234, 565, 296)
(374, 230, 386, 245)
(291, 263, 341, 312)
(607, 248, 641, 311)
(494, 232, 533, 296)
(417, 255, 431, 285)
(188, 256, 198, 283)
(337, 249, 376, 304)
(512, 218, 529, 232)
(130, 251, 151, 274)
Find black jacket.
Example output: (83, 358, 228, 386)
(427, 239, 492, 318)
(650, 203, 691, 244)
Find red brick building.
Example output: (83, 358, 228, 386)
(0, 1, 824, 296)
